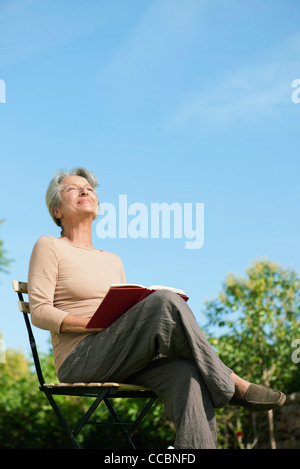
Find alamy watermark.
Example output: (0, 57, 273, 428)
(292, 339, 300, 364)
(0, 79, 6, 103)
(96, 195, 204, 250)
(291, 79, 300, 103)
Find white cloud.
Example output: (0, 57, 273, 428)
(167, 33, 300, 132)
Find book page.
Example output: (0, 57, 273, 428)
(110, 283, 145, 288)
(148, 285, 186, 295)
(110, 283, 186, 295)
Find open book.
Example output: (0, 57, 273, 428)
(86, 283, 189, 329)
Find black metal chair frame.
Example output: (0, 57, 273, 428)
(12, 280, 158, 449)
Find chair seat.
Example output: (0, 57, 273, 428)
(43, 382, 150, 391)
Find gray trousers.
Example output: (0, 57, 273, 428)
(58, 290, 235, 449)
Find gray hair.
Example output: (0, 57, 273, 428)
(46, 167, 99, 229)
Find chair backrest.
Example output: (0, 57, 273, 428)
(12, 280, 46, 387)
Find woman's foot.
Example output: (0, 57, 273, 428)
(230, 373, 250, 400)
(229, 372, 286, 412)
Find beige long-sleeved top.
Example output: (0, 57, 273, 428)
(28, 236, 126, 373)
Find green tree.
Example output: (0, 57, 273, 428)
(204, 259, 300, 449)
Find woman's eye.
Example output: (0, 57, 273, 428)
(65, 186, 94, 192)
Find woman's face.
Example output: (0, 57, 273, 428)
(54, 175, 99, 225)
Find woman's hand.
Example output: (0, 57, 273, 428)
(60, 314, 103, 333)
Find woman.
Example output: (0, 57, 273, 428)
(28, 167, 286, 449)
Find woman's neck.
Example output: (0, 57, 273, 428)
(61, 222, 95, 249)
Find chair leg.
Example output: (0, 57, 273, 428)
(129, 397, 158, 433)
(103, 396, 158, 449)
(42, 388, 81, 449)
(72, 389, 109, 439)
(104, 398, 137, 449)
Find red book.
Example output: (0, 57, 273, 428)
(86, 284, 189, 329)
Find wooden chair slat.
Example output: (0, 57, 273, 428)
(43, 382, 149, 390)
(12, 280, 28, 294)
(18, 300, 30, 314)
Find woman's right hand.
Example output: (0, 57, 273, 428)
(60, 314, 104, 333)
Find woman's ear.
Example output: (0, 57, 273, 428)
(53, 208, 62, 220)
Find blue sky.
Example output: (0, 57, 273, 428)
(1, 0, 300, 356)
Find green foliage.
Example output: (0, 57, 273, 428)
(204, 258, 300, 448)
(0, 220, 11, 274)
(205, 259, 300, 389)
(0, 346, 174, 449)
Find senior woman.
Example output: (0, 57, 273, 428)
(28, 167, 286, 449)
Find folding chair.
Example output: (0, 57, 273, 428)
(12, 280, 158, 449)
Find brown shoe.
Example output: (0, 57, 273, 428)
(229, 383, 286, 412)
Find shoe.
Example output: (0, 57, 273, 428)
(229, 383, 286, 412)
